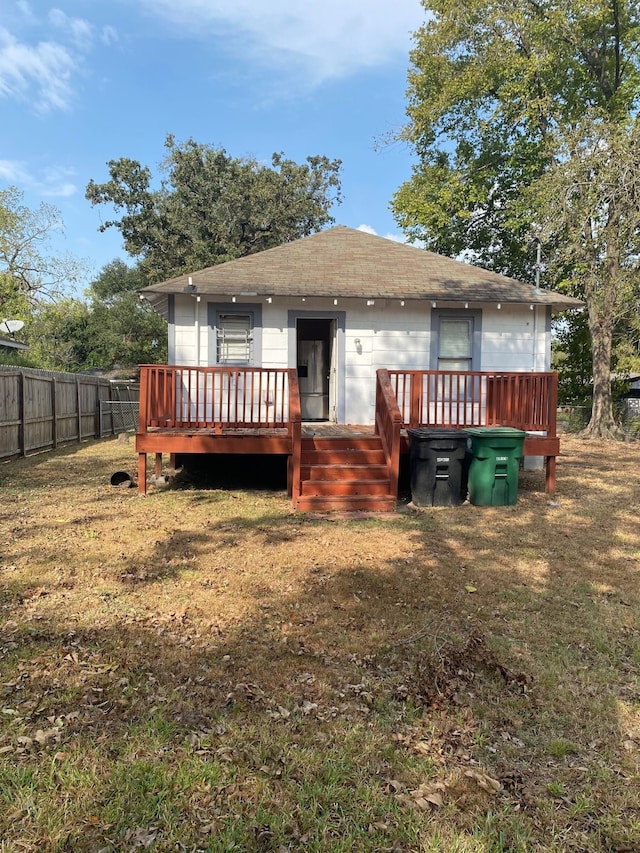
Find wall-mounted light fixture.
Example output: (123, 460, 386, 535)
(464, 302, 469, 309)
(400, 300, 405, 307)
(497, 303, 502, 310)
(354, 338, 362, 354)
(366, 299, 375, 307)
(266, 296, 273, 303)
(432, 301, 437, 309)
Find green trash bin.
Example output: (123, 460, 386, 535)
(465, 427, 526, 506)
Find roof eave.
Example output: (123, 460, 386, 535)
(142, 285, 583, 314)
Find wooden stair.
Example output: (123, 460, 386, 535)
(295, 435, 397, 512)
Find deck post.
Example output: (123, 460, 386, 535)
(545, 456, 556, 495)
(287, 369, 302, 505)
(137, 452, 147, 494)
(155, 453, 163, 478)
(138, 367, 150, 434)
(375, 369, 403, 498)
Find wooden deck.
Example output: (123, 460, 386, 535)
(136, 365, 560, 509)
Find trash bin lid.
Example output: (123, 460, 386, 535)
(464, 427, 526, 438)
(407, 428, 469, 440)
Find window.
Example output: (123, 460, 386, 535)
(208, 303, 262, 367)
(216, 313, 253, 365)
(430, 309, 482, 371)
(438, 318, 473, 371)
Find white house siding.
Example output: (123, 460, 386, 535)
(172, 296, 201, 365)
(261, 304, 288, 368)
(341, 300, 430, 423)
(481, 304, 551, 373)
(168, 296, 550, 425)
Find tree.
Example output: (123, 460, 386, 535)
(86, 136, 342, 282)
(20, 261, 167, 372)
(393, 0, 640, 437)
(0, 186, 85, 312)
(85, 260, 167, 368)
(25, 298, 92, 371)
(534, 119, 640, 434)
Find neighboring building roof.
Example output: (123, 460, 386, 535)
(141, 225, 584, 314)
(0, 334, 28, 351)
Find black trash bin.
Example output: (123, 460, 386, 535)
(407, 428, 469, 507)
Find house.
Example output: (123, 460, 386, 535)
(619, 374, 640, 420)
(0, 334, 28, 354)
(137, 226, 582, 510)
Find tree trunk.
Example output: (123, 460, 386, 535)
(581, 308, 621, 438)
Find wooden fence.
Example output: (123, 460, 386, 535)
(0, 367, 136, 461)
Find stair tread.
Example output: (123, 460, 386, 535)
(303, 477, 391, 485)
(301, 452, 386, 463)
(300, 462, 388, 468)
(296, 495, 397, 512)
(296, 434, 395, 512)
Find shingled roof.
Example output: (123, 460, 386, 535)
(142, 226, 583, 312)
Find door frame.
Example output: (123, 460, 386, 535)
(288, 310, 346, 423)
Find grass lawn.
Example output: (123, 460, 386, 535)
(0, 435, 638, 852)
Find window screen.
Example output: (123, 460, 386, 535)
(438, 318, 473, 371)
(217, 313, 252, 364)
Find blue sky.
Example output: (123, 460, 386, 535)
(0, 0, 426, 289)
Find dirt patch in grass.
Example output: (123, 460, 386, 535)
(0, 435, 639, 851)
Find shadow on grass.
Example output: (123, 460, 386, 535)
(0, 436, 639, 851)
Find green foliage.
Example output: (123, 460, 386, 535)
(553, 312, 594, 406)
(0, 349, 38, 369)
(553, 310, 636, 407)
(86, 136, 342, 282)
(19, 260, 168, 372)
(394, 0, 640, 435)
(0, 188, 164, 372)
(89, 257, 145, 303)
(84, 259, 167, 368)
(24, 299, 92, 371)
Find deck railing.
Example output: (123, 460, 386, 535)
(385, 370, 558, 435)
(374, 369, 403, 497)
(138, 365, 302, 434)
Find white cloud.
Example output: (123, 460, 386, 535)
(356, 223, 377, 235)
(0, 159, 32, 185)
(0, 5, 108, 113)
(48, 9, 94, 52)
(0, 159, 77, 197)
(383, 232, 409, 244)
(357, 224, 408, 243)
(138, 0, 424, 87)
(101, 25, 119, 47)
(16, 1, 37, 25)
(0, 26, 79, 111)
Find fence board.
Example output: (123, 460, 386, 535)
(0, 367, 124, 461)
